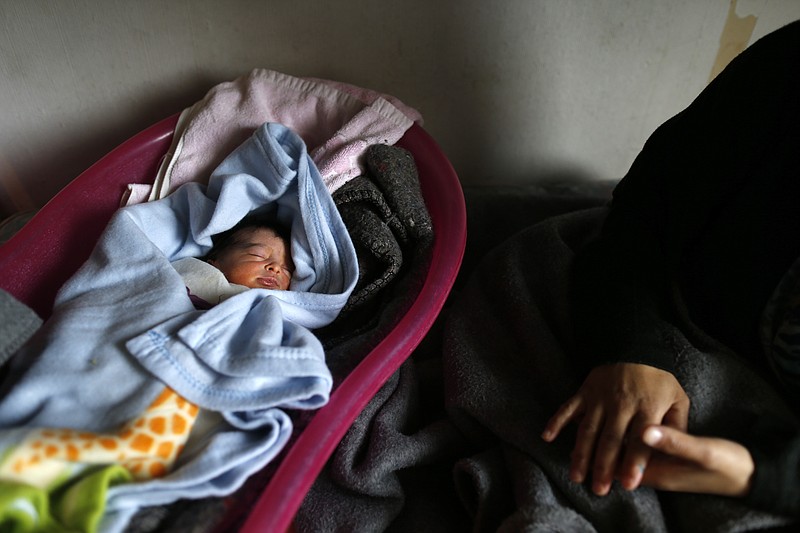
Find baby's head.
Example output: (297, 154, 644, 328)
(205, 214, 294, 291)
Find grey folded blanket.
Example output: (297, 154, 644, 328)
(0, 289, 41, 367)
(332, 143, 433, 316)
(296, 207, 800, 532)
(314, 143, 435, 377)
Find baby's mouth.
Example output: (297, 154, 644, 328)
(257, 276, 279, 288)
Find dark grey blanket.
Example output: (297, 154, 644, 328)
(296, 206, 800, 532)
(0, 289, 41, 367)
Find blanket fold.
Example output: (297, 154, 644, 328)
(0, 289, 42, 368)
(0, 122, 357, 533)
(295, 206, 800, 532)
(124, 69, 422, 205)
(330, 143, 433, 319)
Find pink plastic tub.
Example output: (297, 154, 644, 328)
(0, 114, 466, 531)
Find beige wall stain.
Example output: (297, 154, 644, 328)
(708, 0, 757, 83)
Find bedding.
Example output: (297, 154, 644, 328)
(326, 143, 433, 329)
(294, 198, 800, 532)
(0, 126, 437, 533)
(123, 68, 423, 205)
(119, 139, 437, 533)
(0, 289, 41, 367)
(0, 122, 358, 532)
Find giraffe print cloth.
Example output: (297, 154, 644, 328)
(0, 387, 199, 488)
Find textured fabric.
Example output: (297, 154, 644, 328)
(0, 122, 357, 532)
(123, 69, 422, 204)
(365, 144, 433, 243)
(331, 144, 433, 317)
(296, 208, 798, 532)
(333, 176, 404, 312)
(0, 289, 41, 367)
(761, 253, 800, 403)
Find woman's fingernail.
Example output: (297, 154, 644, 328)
(643, 427, 663, 445)
(624, 469, 642, 490)
(593, 482, 610, 496)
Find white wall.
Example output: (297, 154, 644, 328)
(1, 0, 798, 216)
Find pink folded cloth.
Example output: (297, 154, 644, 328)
(124, 69, 422, 205)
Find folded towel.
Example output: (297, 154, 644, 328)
(124, 69, 422, 205)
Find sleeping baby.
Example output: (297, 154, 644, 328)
(0, 214, 298, 502)
(0, 122, 358, 532)
(173, 213, 295, 307)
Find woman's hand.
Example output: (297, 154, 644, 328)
(541, 363, 690, 496)
(639, 425, 754, 497)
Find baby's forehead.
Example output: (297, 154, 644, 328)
(235, 227, 283, 241)
(233, 227, 289, 250)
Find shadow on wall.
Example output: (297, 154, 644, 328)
(1, 1, 568, 217)
(410, 2, 556, 189)
(0, 0, 677, 214)
(0, 70, 219, 217)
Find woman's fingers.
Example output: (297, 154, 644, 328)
(541, 395, 583, 443)
(642, 425, 699, 461)
(543, 395, 602, 484)
(616, 400, 689, 491)
(588, 412, 631, 495)
(571, 407, 605, 484)
(543, 364, 694, 496)
(615, 417, 653, 490)
(640, 425, 755, 497)
(661, 396, 690, 432)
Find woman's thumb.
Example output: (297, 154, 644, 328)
(642, 425, 694, 459)
(642, 426, 666, 446)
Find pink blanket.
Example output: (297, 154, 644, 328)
(125, 69, 422, 205)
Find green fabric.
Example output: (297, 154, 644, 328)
(0, 481, 58, 533)
(0, 465, 132, 533)
(52, 465, 131, 532)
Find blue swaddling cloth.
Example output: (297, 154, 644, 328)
(0, 122, 358, 532)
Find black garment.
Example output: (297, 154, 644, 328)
(571, 21, 800, 515)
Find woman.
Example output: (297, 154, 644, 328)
(543, 20, 800, 515)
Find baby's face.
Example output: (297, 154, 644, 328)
(209, 228, 294, 290)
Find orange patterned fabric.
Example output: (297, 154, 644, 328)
(0, 387, 200, 488)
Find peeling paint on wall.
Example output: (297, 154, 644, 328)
(708, 0, 757, 83)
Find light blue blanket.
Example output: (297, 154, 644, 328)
(0, 122, 358, 531)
